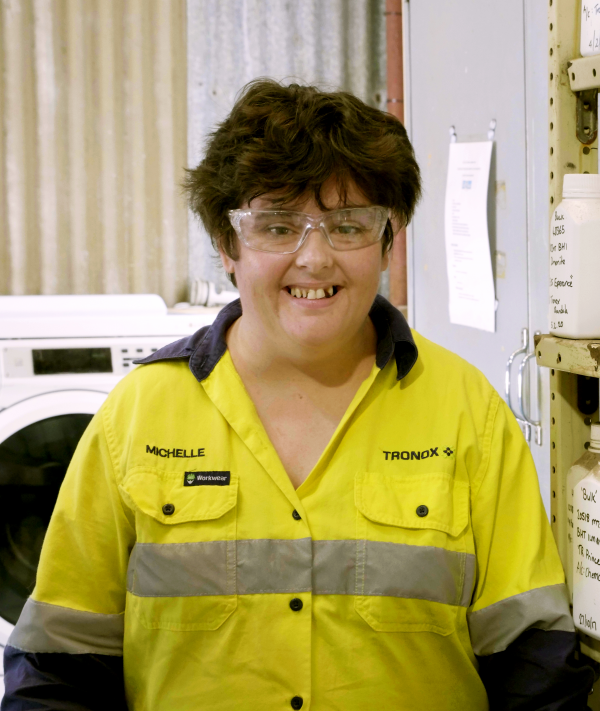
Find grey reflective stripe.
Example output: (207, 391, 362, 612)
(468, 583, 575, 656)
(8, 598, 124, 655)
(313, 539, 356, 595)
(237, 539, 312, 594)
(129, 538, 312, 597)
(128, 538, 475, 606)
(129, 540, 237, 597)
(314, 539, 475, 605)
(361, 541, 475, 606)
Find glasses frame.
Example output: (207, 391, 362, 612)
(227, 206, 390, 255)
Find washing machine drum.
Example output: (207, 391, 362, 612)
(0, 414, 93, 625)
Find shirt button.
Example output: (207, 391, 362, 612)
(289, 598, 303, 612)
(291, 697, 303, 710)
(292, 509, 302, 520)
(162, 503, 175, 516)
(416, 505, 429, 517)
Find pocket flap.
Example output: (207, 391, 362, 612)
(120, 467, 238, 524)
(355, 472, 469, 536)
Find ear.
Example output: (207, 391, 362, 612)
(219, 249, 236, 276)
(381, 250, 390, 273)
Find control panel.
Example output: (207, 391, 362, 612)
(2, 343, 162, 379)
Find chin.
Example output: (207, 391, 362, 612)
(284, 324, 340, 349)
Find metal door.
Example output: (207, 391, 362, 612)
(404, 0, 550, 506)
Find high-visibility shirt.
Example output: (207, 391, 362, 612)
(5, 296, 577, 711)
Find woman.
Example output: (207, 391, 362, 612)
(2, 80, 592, 711)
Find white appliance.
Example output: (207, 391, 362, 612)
(0, 295, 218, 697)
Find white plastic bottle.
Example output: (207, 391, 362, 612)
(549, 173, 600, 338)
(573, 425, 600, 640)
(567, 423, 600, 599)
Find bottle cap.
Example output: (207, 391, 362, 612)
(590, 422, 600, 452)
(563, 173, 600, 198)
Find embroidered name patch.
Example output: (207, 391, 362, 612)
(184, 471, 231, 487)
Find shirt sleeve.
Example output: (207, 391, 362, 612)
(2, 646, 127, 711)
(2, 403, 134, 710)
(469, 395, 594, 707)
(477, 628, 594, 711)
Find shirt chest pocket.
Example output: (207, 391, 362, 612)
(120, 468, 238, 631)
(354, 472, 473, 635)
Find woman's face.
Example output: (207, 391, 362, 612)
(220, 179, 390, 354)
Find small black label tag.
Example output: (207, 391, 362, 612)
(184, 471, 231, 487)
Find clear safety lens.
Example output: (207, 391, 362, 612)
(228, 206, 389, 253)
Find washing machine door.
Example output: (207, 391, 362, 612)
(0, 390, 107, 692)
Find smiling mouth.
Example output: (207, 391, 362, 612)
(285, 286, 339, 300)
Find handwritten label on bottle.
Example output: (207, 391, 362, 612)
(573, 476, 600, 641)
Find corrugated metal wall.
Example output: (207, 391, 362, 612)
(0, 0, 188, 306)
(187, 0, 387, 293)
(0, 0, 386, 303)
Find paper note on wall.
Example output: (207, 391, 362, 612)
(581, 3, 600, 57)
(444, 140, 495, 333)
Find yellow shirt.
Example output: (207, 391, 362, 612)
(8, 297, 572, 711)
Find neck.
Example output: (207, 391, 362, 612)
(227, 314, 378, 387)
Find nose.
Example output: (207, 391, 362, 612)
(294, 227, 334, 272)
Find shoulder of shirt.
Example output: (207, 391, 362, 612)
(101, 338, 200, 412)
(408, 329, 496, 398)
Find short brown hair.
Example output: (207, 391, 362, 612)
(184, 79, 421, 282)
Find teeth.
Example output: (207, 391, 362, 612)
(289, 287, 335, 299)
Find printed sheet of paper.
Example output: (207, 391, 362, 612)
(580, 3, 600, 56)
(444, 140, 495, 333)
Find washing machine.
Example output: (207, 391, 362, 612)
(0, 295, 219, 697)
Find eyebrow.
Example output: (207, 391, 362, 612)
(254, 202, 370, 211)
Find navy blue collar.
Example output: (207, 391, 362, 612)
(134, 295, 418, 382)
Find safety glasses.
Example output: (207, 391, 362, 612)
(227, 206, 390, 254)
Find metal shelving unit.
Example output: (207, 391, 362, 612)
(536, 334, 600, 666)
(544, 1, 600, 692)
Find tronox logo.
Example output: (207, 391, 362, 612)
(383, 446, 455, 461)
